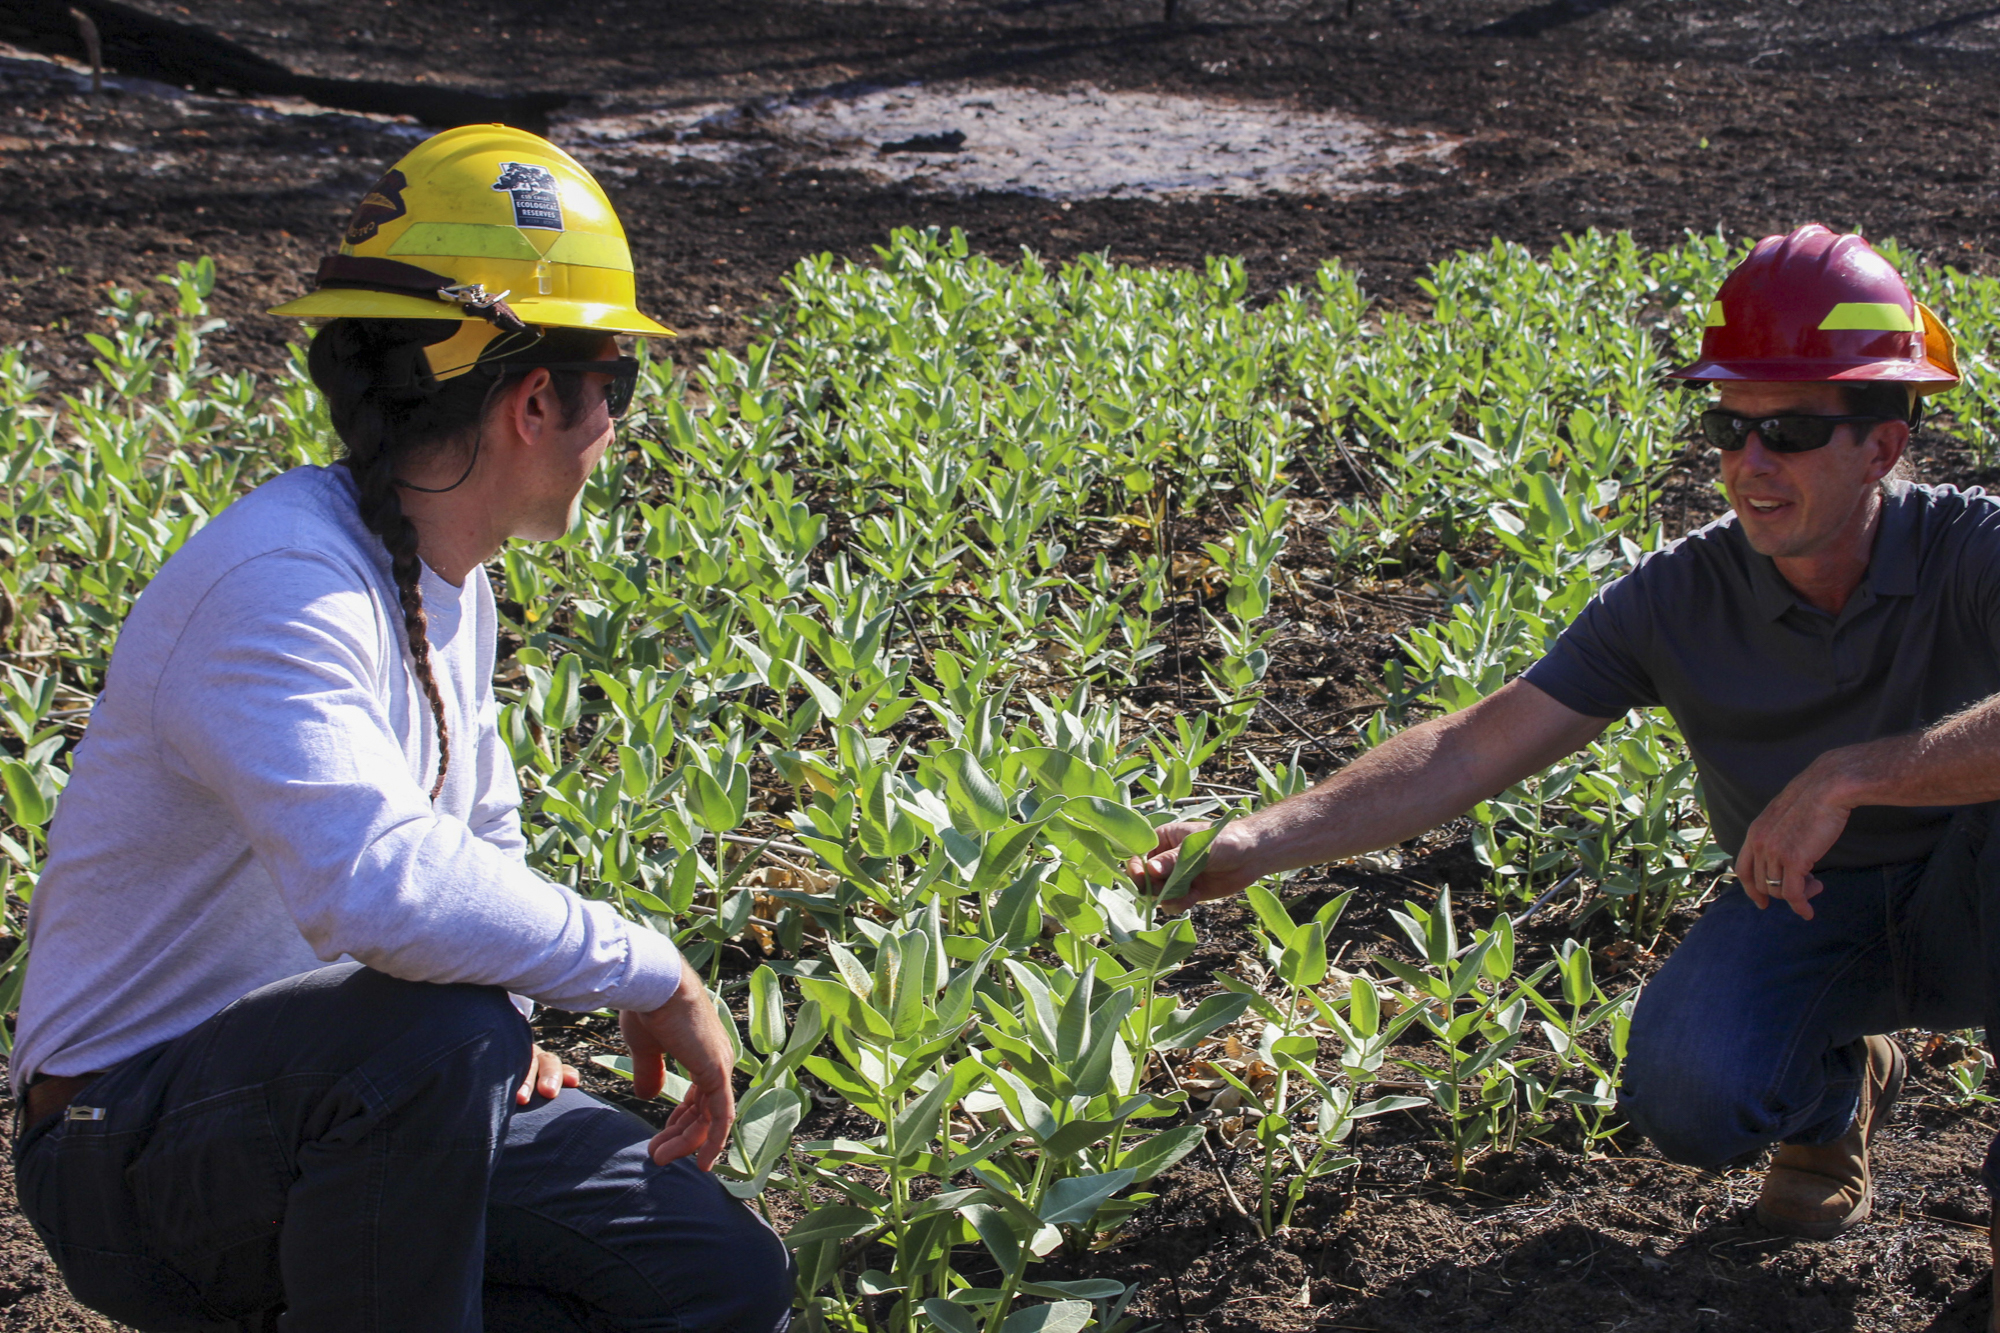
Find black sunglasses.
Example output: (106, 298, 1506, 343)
(1698, 410, 1890, 454)
(485, 357, 641, 419)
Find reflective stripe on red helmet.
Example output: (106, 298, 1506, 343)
(1668, 224, 1959, 393)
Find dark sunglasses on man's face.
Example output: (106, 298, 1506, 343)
(490, 357, 641, 419)
(1698, 410, 1890, 454)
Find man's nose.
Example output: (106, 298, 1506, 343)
(1738, 431, 1782, 472)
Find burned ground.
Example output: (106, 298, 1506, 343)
(4, 1, 2000, 1330)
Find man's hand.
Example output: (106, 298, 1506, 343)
(1736, 758, 1854, 920)
(1127, 820, 1263, 914)
(621, 969, 737, 1171)
(517, 1044, 580, 1105)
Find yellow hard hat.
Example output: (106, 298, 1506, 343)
(270, 124, 670, 377)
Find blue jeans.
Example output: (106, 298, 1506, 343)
(13, 964, 792, 1332)
(1621, 804, 1997, 1186)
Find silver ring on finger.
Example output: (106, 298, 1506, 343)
(1765, 877, 1784, 887)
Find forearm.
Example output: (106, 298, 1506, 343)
(1230, 715, 1487, 876)
(1814, 694, 2000, 810)
(1230, 680, 1604, 878)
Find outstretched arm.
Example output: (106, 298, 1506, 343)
(1131, 679, 1610, 911)
(1739, 692, 2000, 920)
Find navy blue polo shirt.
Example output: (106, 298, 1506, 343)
(1522, 482, 2000, 869)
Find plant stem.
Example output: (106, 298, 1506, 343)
(981, 1151, 1054, 1333)
(709, 827, 725, 988)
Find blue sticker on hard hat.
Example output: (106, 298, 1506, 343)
(493, 162, 565, 231)
(344, 168, 408, 245)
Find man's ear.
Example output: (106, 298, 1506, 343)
(1864, 418, 1911, 483)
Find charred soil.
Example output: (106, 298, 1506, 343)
(5, 1, 2000, 1330)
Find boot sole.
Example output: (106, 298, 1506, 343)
(1753, 1039, 1906, 1241)
(1754, 1194, 1869, 1240)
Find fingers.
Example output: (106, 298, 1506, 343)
(536, 1050, 564, 1101)
(1792, 856, 1824, 920)
(647, 1104, 703, 1166)
(646, 1086, 731, 1170)
(1126, 850, 1176, 893)
(518, 1046, 571, 1106)
(1127, 822, 1207, 893)
(1782, 871, 1824, 921)
(1740, 854, 1826, 920)
(619, 1009, 667, 1102)
(1735, 849, 1769, 910)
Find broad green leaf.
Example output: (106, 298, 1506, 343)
(987, 1063, 1058, 1142)
(1069, 987, 1135, 1099)
(888, 1070, 956, 1156)
(1014, 747, 1118, 801)
(1004, 959, 1061, 1058)
(688, 766, 741, 833)
(727, 1084, 803, 1195)
(1116, 1124, 1206, 1182)
(1278, 920, 1328, 989)
(1054, 962, 1096, 1065)
(1038, 1168, 1135, 1226)
(970, 820, 1043, 896)
(0, 761, 51, 829)
(747, 964, 786, 1056)
(1060, 797, 1156, 858)
(959, 1203, 1022, 1272)
(1040, 1116, 1120, 1157)
(827, 941, 874, 1002)
(1246, 883, 1297, 944)
(1353, 1094, 1428, 1118)
(785, 1204, 878, 1249)
(920, 1299, 980, 1333)
(1350, 974, 1381, 1038)
(1149, 992, 1252, 1051)
(1020, 1279, 1127, 1301)
(1000, 1302, 1093, 1333)
(937, 747, 1010, 834)
(889, 930, 930, 1041)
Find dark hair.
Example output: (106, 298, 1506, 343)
(307, 318, 610, 799)
(1838, 381, 1919, 426)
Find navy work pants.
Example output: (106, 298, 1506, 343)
(1621, 804, 1999, 1188)
(13, 964, 792, 1332)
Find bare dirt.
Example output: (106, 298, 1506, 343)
(7, 0, 2000, 1330)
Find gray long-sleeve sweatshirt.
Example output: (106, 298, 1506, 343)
(13, 464, 682, 1092)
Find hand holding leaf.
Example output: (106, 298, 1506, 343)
(1126, 813, 1253, 913)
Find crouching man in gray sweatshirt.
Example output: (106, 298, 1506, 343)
(10, 127, 791, 1332)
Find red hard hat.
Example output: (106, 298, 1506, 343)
(1668, 224, 1959, 394)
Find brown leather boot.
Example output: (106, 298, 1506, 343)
(1753, 1035, 1905, 1240)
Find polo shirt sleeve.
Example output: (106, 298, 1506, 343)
(1521, 559, 1664, 719)
(1951, 495, 2000, 659)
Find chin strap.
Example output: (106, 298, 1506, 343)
(312, 255, 530, 335)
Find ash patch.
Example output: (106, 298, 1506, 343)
(559, 82, 1461, 202)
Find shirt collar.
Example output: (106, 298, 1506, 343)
(1740, 481, 1920, 620)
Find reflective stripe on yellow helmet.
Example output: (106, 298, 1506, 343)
(268, 124, 672, 341)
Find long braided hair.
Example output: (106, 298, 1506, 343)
(307, 318, 604, 800)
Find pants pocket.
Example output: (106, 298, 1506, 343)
(17, 1129, 219, 1331)
(37, 1240, 221, 1333)
(127, 1090, 288, 1317)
